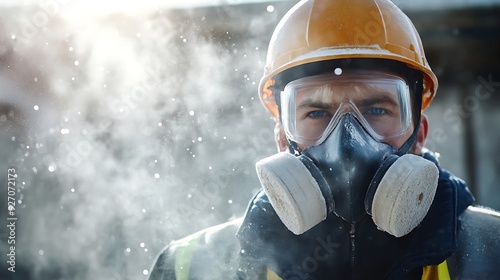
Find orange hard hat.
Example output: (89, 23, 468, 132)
(258, 0, 438, 118)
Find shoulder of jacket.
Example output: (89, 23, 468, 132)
(447, 205, 500, 278)
(456, 205, 500, 247)
(170, 217, 243, 248)
(459, 205, 500, 225)
(147, 218, 243, 280)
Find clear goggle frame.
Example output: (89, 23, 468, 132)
(281, 70, 413, 148)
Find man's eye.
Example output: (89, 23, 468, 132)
(365, 107, 388, 116)
(306, 110, 331, 119)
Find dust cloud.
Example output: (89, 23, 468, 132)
(0, 2, 283, 279)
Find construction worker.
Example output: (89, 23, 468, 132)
(148, 0, 500, 279)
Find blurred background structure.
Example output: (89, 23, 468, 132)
(0, 0, 499, 279)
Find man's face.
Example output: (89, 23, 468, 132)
(280, 71, 415, 151)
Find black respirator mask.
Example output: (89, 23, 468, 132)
(255, 71, 439, 237)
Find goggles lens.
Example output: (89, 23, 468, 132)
(281, 71, 412, 148)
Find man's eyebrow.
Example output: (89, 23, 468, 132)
(357, 94, 399, 107)
(296, 100, 337, 109)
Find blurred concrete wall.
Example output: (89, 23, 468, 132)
(407, 6, 500, 209)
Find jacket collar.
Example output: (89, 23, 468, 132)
(385, 151, 475, 279)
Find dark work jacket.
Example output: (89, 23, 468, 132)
(147, 153, 500, 279)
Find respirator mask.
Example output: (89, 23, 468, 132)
(256, 71, 439, 237)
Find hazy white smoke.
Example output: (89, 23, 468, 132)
(0, 2, 281, 279)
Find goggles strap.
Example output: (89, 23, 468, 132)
(394, 114, 421, 156)
(395, 78, 423, 156)
(287, 138, 301, 155)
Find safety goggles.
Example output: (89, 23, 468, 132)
(281, 71, 413, 148)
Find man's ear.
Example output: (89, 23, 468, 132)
(274, 122, 288, 152)
(415, 114, 429, 155)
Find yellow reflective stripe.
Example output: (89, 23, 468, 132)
(267, 269, 282, 280)
(268, 261, 450, 280)
(175, 241, 450, 280)
(422, 260, 451, 280)
(174, 235, 201, 280)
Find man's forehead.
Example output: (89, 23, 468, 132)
(297, 85, 335, 104)
(296, 83, 394, 103)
